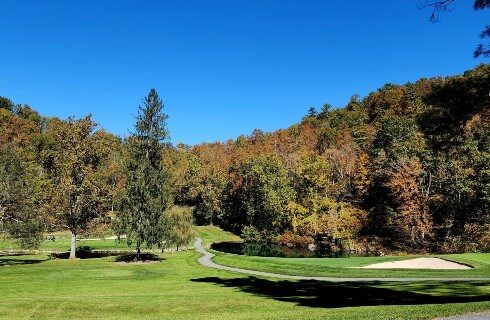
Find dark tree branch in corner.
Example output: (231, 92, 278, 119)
(421, 0, 490, 58)
(474, 25, 490, 58)
(419, 0, 455, 23)
(474, 0, 490, 10)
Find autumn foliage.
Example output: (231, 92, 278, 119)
(0, 64, 488, 254)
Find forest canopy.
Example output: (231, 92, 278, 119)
(0, 64, 488, 254)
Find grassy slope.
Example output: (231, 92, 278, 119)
(0, 251, 489, 320)
(0, 227, 488, 319)
(193, 225, 240, 246)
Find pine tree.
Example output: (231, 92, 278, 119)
(119, 89, 170, 260)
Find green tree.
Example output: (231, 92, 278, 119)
(0, 146, 43, 248)
(0, 96, 14, 112)
(51, 116, 106, 259)
(420, 64, 489, 147)
(222, 155, 295, 236)
(117, 89, 170, 260)
(163, 206, 195, 251)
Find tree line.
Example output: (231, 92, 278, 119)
(0, 64, 488, 257)
(0, 89, 193, 259)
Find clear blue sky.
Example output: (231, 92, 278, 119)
(0, 0, 487, 145)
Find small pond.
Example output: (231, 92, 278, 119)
(211, 241, 362, 258)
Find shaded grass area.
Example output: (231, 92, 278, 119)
(51, 247, 133, 260)
(192, 277, 490, 308)
(114, 253, 162, 263)
(0, 251, 489, 320)
(212, 252, 490, 279)
(0, 253, 49, 266)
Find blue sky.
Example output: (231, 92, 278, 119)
(0, 0, 487, 145)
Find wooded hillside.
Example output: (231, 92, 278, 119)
(1, 64, 488, 254)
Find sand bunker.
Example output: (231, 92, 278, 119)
(358, 257, 471, 270)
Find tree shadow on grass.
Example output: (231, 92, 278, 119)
(51, 246, 134, 259)
(115, 253, 163, 263)
(51, 251, 127, 259)
(192, 277, 490, 308)
(0, 257, 47, 266)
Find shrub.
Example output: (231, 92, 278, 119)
(274, 231, 314, 248)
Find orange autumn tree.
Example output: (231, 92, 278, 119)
(388, 156, 433, 249)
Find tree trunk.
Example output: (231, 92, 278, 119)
(69, 232, 77, 259)
(135, 246, 141, 261)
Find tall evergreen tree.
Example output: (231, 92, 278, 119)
(118, 89, 170, 260)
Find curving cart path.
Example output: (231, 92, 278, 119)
(194, 238, 490, 282)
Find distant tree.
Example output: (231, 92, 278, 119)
(163, 206, 195, 251)
(0, 146, 43, 248)
(421, 0, 490, 58)
(250, 129, 265, 145)
(420, 64, 489, 146)
(0, 106, 40, 148)
(307, 107, 318, 118)
(363, 84, 406, 122)
(353, 152, 371, 199)
(318, 103, 332, 119)
(14, 104, 43, 127)
(91, 130, 125, 214)
(0, 96, 14, 112)
(345, 94, 361, 111)
(117, 89, 171, 261)
(50, 116, 106, 259)
(294, 154, 330, 203)
(388, 157, 433, 248)
(222, 155, 294, 236)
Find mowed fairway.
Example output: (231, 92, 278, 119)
(211, 251, 490, 279)
(0, 227, 489, 320)
(1, 251, 490, 320)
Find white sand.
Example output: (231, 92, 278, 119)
(357, 257, 471, 270)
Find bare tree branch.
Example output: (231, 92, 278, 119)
(419, 0, 456, 23)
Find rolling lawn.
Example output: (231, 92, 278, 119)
(0, 227, 488, 319)
(0, 251, 489, 320)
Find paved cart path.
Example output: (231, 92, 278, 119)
(433, 311, 490, 320)
(194, 238, 490, 282)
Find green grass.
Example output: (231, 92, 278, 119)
(0, 226, 238, 253)
(205, 230, 490, 279)
(212, 251, 490, 279)
(0, 227, 488, 319)
(0, 251, 489, 319)
(193, 225, 241, 246)
(442, 253, 490, 265)
(0, 232, 130, 252)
